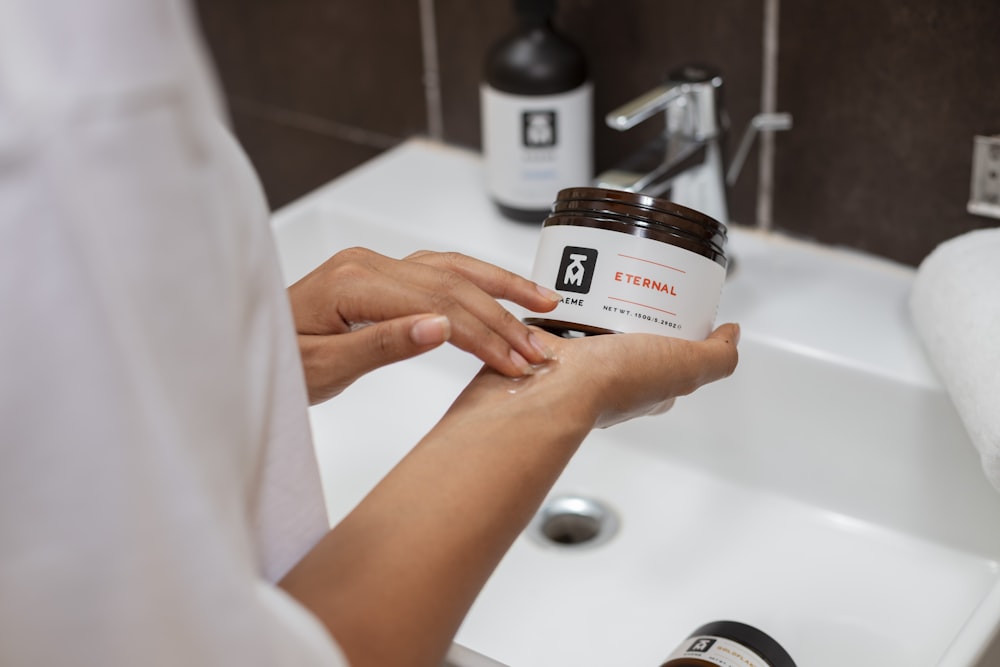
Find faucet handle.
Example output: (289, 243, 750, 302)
(725, 112, 793, 186)
(605, 64, 725, 139)
(605, 83, 688, 131)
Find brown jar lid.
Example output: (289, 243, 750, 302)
(544, 187, 728, 268)
(543, 211, 727, 267)
(554, 187, 727, 238)
(551, 199, 727, 254)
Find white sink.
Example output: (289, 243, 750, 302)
(271, 139, 1000, 667)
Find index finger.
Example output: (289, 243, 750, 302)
(405, 250, 562, 313)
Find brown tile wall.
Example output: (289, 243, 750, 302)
(776, 0, 1000, 264)
(195, 0, 1000, 266)
(194, 0, 424, 208)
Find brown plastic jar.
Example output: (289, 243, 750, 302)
(526, 187, 728, 339)
(661, 621, 797, 667)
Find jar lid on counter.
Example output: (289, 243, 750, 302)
(663, 620, 797, 667)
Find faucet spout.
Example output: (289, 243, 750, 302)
(594, 135, 706, 199)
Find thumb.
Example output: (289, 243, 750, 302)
(302, 314, 451, 404)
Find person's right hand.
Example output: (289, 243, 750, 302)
(287, 248, 561, 404)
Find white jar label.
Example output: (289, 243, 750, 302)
(529, 224, 726, 340)
(662, 635, 770, 667)
(480, 83, 593, 209)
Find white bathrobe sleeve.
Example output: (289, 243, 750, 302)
(0, 1, 347, 665)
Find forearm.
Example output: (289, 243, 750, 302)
(279, 366, 593, 667)
(278, 325, 739, 666)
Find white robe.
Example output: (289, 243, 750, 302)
(0, 1, 346, 664)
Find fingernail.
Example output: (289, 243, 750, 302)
(535, 284, 562, 302)
(529, 332, 555, 360)
(733, 323, 741, 346)
(510, 349, 535, 375)
(410, 315, 451, 346)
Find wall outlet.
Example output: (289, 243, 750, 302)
(968, 134, 1000, 219)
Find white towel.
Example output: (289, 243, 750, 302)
(911, 228, 1000, 492)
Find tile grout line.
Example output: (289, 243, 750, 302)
(756, 0, 780, 231)
(418, 0, 445, 141)
(228, 97, 400, 150)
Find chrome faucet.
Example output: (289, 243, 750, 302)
(595, 64, 730, 223)
(595, 65, 792, 227)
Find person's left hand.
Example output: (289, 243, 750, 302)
(288, 247, 561, 404)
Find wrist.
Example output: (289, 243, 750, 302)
(446, 358, 600, 443)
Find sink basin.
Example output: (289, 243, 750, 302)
(270, 139, 1000, 666)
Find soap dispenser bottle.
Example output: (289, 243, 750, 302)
(480, 0, 592, 223)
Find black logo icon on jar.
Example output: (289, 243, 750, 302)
(688, 638, 716, 653)
(522, 110, 557, 148)
(556, 246, 598, 294)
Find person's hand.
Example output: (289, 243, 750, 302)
(287, 247, 561, 404)
(449, 322, 741, 430)
(574, 322, 740, 427)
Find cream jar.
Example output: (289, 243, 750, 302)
(526, 187, 728, 340)
(660, 621, 797, 667)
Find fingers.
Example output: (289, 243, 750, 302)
(692, 322, 741, 385)
(409, 315, 452, 347)
(405, 250, 562, 313)
(300, 314, 452, 404)
(403, 252, 562, 373)
(290, 248, 558, 378)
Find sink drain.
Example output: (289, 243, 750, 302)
(529, 495, 619, 549)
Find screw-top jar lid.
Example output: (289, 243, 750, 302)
(545, 187, 728, 268)
(555, 187, 727, 239)
(550, 200, 727, 256)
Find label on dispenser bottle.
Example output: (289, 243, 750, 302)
(481, 83, 593, 209)
(530, 224, 726, 340)
(662, 634, 769, 667)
